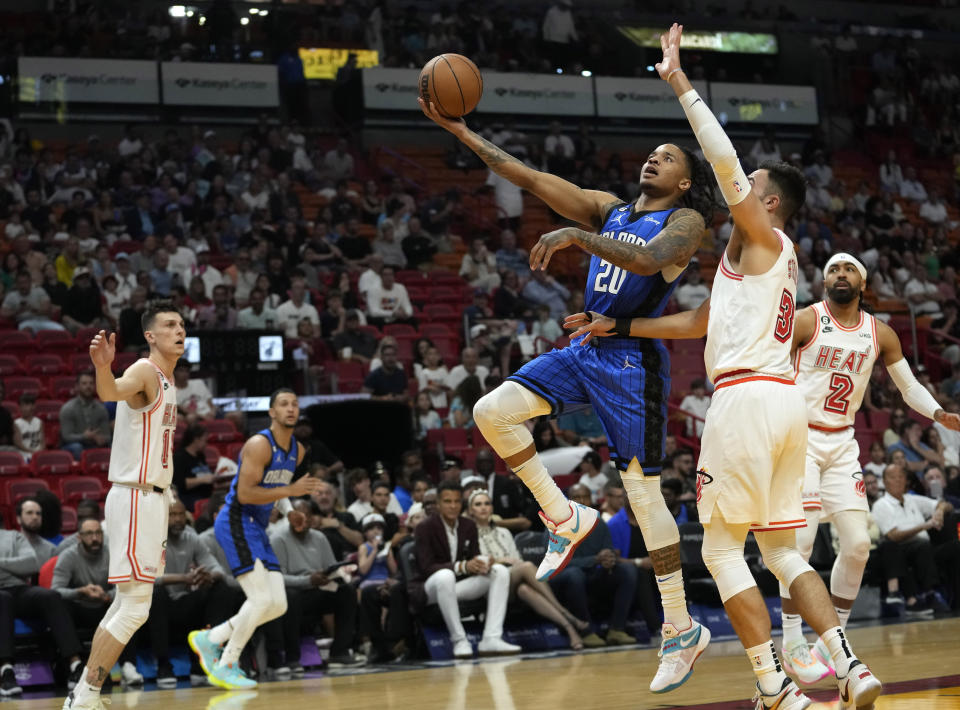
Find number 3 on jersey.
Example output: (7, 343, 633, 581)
(773, 289, 795, 342)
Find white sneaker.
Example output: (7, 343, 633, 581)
(536, 503, 599, 581)
(452, 639, 474, 659)
(63, 691, 111, 710)
(752, 678, 811, 710)
(781, 639, 831, 685)
(837, 659, 882, 709)
(121, 661, 144, 686)
(811, 637, 835, 676)
(650, 620, 711, 693)
(477, 637, 521, 656)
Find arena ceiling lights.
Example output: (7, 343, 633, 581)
(618, 26, 778, 54)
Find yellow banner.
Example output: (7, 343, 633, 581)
(298, 48, 379, 80)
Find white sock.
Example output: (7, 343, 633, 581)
(72, 670, 101, 704)
(513, 456, 569, 523)
(208, 619, 233, 646)
(655, 572, 690, 628)
(822, 626, 856, 677)
(834, 606, 852, 630)
(746, 640, 788, 696)
(781, 612, 804, 646)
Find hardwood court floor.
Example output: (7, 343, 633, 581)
(17, 617, 960, 710)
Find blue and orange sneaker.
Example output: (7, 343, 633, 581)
(650, 620, 711, 693)
(536, 502, 599, 581)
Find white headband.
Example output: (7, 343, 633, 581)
(822, 253, 867, 283)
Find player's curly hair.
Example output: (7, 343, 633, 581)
(675, 145, 725, 223)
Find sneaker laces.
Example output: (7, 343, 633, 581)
(787, 641, 818, 668)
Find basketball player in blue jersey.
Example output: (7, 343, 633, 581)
(421, 100, 718, 692)
(187, 388, 321, 689)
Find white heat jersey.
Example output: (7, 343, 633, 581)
(705, 228, 799, 384)
(796, 301, 878, 429)
(108, 359, 178, 489)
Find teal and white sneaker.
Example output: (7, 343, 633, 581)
(536, 502, 599, 581)
(188, 629, 222, 676)
(810, 636, 835, 676)
(208, 661, 257, 690)
(650, 620, 711, 693)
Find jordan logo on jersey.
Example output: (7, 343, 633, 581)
(160, 403, 177, 428)
(813, 345, 871, 374)
(621, 356, 636, 370)
(611, 211, 626, 226)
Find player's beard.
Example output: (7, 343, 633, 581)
(827, 282, 859, 304)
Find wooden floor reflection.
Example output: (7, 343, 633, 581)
(15, 617, 960, 710)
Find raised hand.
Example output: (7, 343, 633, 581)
(290, 475, 323, 497)
(418, 97, 467, 135)
(563, 311, 616, 345)
(89, 330, 116, 369)
(529, 227, 582, 271)
(655, 22, 684, 81)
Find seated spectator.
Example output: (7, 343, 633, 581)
(448, 375, 482, 429)
(887, 419, 942, 475)
(493, 269, 528, 319)
(365, 266, 414, 328)
(523, 269, 570, 321)
(1, 269, 66, 332)
(149, 500, 236, 688)
(474, 448, 531, 533)
(749, 129, 782, 166)
(174, 361, 217, 422)
(548, 485, 637, 647)
(530, 304, 563, 342)
(15, 498, 55, 564)
(276, 277, 319, 338)
(660, 478, 698, 524)
(173, 424, 215, 512)
(417, 346, 450, 409)
(606, 496, 661, 635)
(267, 499, 363, 670)
(883, 409, 907, 448)
(345, 468, 404, 522)
(601, 480, 626, 522)
(873, 464, 958, 614)
(61, 267, 105, 334)
(363, 344, 408, 401)
(446, 347, 489, 392)
(224, 249, 259, 308)
(196, 284, 238, 330)
(311, 481, 363, 560)
(369, 481, 402, 542)
(52, 517, 143, 685)
(463, 289, 494, 327)
(14, 393, 45, 458)
(495, 229, 528, 279)
(55, 500, 103, 554)
(414, 392, 442, 440)
(237, 288, 279, 329)
(576, 450, 609, 503)
(149, 250, 180, 297)
(1, 510, 84, 696)
(408, 481, 520, 658)
(919, 189, 948, 225)
(923, 465, 960, 509)
(59, 372, 111, 460)
(466, 488, 585, 649)
(863, 471, 882, 508)
(898, 167, 928, 203)
(670, 448, 698, 502)
(356, 513, 396, 589)
(863, 441, 887, 478)
(372, 222, 407, 269)
(323, 139, 355, 181)
(336, 218, 374, 270)
(674, 260, 711, 311)
(679, 379, 711, 438)
(401, 217, 437, 269)
(332, 310, 377, 363)
(460, 238, 501, 294)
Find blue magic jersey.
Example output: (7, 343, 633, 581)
(222, 428, 299, 529)
(584, 204, 682, 319)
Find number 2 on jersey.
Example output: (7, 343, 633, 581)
(594, 260, 628, 295)
(825, 373, 854, 415)
(773, 289, 795, 342)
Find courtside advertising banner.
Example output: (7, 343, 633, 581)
(708, 82, 818, 125)
(18, 57, 158, 104)
(476, 72, 593, 116)
(595, 77, 709, 119)
(363, 67, 420, 110)
(161, 62, 279, 106)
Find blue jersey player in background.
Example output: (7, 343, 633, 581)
(188, 388, 320, 689)
(421, 97, 719, 694)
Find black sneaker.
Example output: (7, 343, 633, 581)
(156, 659, 178, 689)
(327, 650, 365, 668)
(67, 662, 83, 690)
(0, 666, 22, 696)
(905, 599, 935, 618)
(926, 591, 951, 615)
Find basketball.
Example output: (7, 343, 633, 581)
(419, 54, 483, 118)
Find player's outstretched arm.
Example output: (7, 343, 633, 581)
(236, 436, 323, 505)
(877, 321, 960, 430)
(657, 23, 779, 253)
(529, 208, 705, 274)
(565, 296, 710, 344)
(90, 331, 154, 403)
(419, 98, 617, 230)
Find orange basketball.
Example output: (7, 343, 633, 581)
(419, 54, 483, 118)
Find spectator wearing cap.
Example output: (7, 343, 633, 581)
(356, 513, 395, 589)
(332, 310, 378, 363)
(363, 344, 409, 401)
(678, 379, 711, 438)
(365, 265, 414, 328)
(577, 451, 608, 503)
(674, 260, 711, 311)
(59, 372, 111, 460)
(61, 266, 106, 334)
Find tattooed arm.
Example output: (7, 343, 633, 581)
(529, 208, 705, 275)
(420, 98, 616, 230)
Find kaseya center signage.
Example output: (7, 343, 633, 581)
(161, 62, 278, 107)
(18, 57, 158, 104)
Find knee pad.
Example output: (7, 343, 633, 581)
(622, 463, 680, 552)
(473, 382, 550, 459)
(756, 530, 814, 590)
(831, 511, 871, 601)
(701, 529, 756, 603)
(102, 582, 152, 644)
(795, 510, 820, 561)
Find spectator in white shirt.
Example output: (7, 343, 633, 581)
(323, 138, 355, 181)
(276, 277, 320, 337)
(163, 233, 196, 286)
(14, 392, 45, 457)
(446, 347, 489, 392)
(879, 150, 903, 192)
(903, 264, 943, 316)
(486, 170, 523, 229)
(460, 238, 501, 294)
(543, 122, 575, 160)
(237, 288, 279, 329)
(365, 266, 414, 327)
(357, 254, 384, 299)
(100, 274, 130, 325)
(417, 346, 450, 409)
(190, 247, 226, 297)
(240, 177, 270, 212)
(919, 189, 948, 225)
(899, 167, 928, 203)
(223, 249, 259, 307)
(678, 379, 711, 438)
(748, 130, 781, 166)
(803, 150, 833, 186)
(674, 260, 711, 311)
(542, 0, 577, 69)
(174, 362, 217, 422)
(117, 124, 143, 157)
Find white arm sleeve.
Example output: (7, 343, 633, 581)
(887, 358, 941, 420)
(678, 89, 751, 206)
